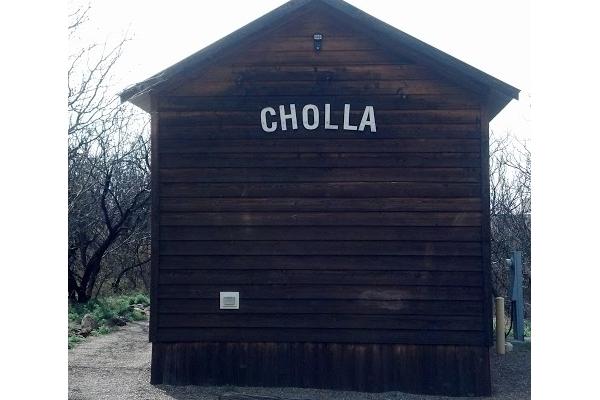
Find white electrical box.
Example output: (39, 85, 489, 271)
(219, 292, 239, 309)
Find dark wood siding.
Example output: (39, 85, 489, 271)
(151, 2, 486, 347)
(144, 1, 498, 395)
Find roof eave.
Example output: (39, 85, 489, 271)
(120, 0, 314, 109)
(319, 0, 519, 101)
(488, 89, 519, 121)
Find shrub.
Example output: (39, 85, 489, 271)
(131, 309, 146, 321)
(97, 326, 112, 335)
(68, 292, 149, 348)
(108, 297, 133, 317)
(68, 335, 84, 349)
(131, 293, 150, 306)
(92, 301, 117, 323)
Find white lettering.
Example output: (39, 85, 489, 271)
(302, 104, 319, 130)
(324, 104, 338, 130)
(359, 106, 377, 132)
(261, 103, 376, 133)
(279, 104, 298, 131)
(260, 107, 277, 133)
(343, 104, 357, 131)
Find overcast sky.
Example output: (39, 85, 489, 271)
(71, 0, 530, 138)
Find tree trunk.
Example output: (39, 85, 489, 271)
(75, 286, 90, 303)
(84, 258, 102, 301)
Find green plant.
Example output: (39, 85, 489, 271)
(68, 335, 84, 349)
(130, 293, 150, 306)
(524, 319, 531, 337)
(92, 301, 117, 322)
(68, 292, 149, 348)
(97, 326, 111, 335)
(131, 309, 146, 321)
(108, 297, 133, 317)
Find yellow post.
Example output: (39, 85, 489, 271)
(495, 297, 505, 355)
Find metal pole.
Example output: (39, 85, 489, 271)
(511, 251, 525, 341)
(495, 297, 505, 354)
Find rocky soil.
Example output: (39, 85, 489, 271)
(68, 321, 530, 400)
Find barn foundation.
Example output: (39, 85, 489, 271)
(151, 342, 491, 396)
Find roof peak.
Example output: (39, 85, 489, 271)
(121, 0, 518, 118)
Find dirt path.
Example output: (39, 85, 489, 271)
(68, 321, 530, 400)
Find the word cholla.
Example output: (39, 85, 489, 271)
(260, 104, 377, 133)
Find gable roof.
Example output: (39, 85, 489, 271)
(120, 0, 519, 118)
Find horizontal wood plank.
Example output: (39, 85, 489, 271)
(159, 198, 481, 213)
(159, 212, 482, 226)
(159, 152, 481, 168)
(158, 139, 480, 153)
(159, 167, 480, 183)
(158, 313, 482, 331)
(158, 269, 482, 286)
(160, 182, 481, 198)
(157, 285, 482, 301)
(159, 125, 480, 139)
(158, 240, 482, 256)
(179, 65, 443, 84)
(228, 49, 412, 66)
(155, 327, 485, 345)
(171, 79, 468, 97)
(243, 35, 382, 52)
(159, 97, 480, 117)
(159, 226, 482, 241)
(158, 255, 482, 271)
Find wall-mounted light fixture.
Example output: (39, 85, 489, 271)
(313, 33, 323, 51)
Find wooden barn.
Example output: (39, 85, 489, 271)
(121, 0, 519, 396)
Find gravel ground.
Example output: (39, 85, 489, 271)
(68, 321, 530, 400)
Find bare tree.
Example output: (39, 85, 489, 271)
(489, 131, 531, 312)
(68, 4, 150, 303)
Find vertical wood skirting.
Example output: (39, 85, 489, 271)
(150, 339, 164, 384)
(480, 100, 493, 352)
(149, 93, 160, 342)
(151, 342, 491, 396)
